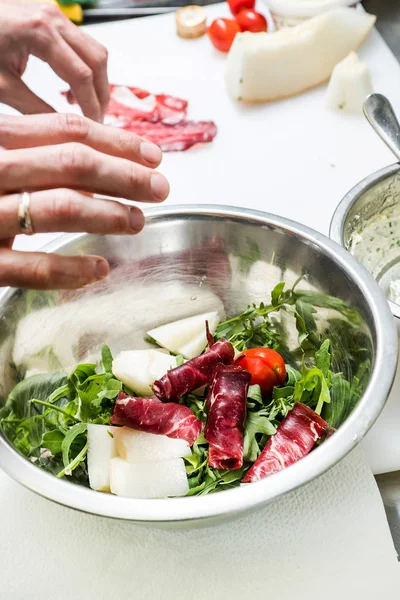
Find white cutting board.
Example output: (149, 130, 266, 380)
(2, 3, 400, 474)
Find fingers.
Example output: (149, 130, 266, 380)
(0, 190, 145, 237)
(27, 16, 102, 122)
(0, 113, 162, 168)
(0, 77, 54, 115)
(0, 248, 110, 290)
(61, 23, 110, 118)
(42, 33, 102, 122)
(0, 143, 169, 202)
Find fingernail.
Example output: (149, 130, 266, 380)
(150, 172, 170, 201)
(140, 141, 162, 165)
(130, 208, 145, 232)
(95, 259, 109, 280)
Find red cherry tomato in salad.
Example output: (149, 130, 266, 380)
(208, 18, 241, 53)
(235, 348, 286, 394)
(236, 9, 268, 32)
(228, 0, 255, 16)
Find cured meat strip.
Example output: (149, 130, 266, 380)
(62, 85, 216, 151)
(205, 364, 251, 470)
(62, 85, 188, 124)
(122, 120, 217, 152)
(153, 338, 235, 402)
(242, 403, 328, 483)
(110, 392, 202, 446)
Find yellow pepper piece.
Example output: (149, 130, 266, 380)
(24, 0, 83, 24)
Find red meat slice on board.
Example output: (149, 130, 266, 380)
(62, 85, 188, 123)
(61, 85, 216, 151)
(122, 120, 217, 152)
(110, 392, 203, 446)
(153, 338, 235, 402)
(242, 403, 328, 483)
(205, 364, 251, 470)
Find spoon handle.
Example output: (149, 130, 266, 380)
(363, 93, 400, 162)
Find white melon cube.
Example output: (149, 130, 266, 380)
(147, 311, 220, 359)
(326, 52, 373, 114)
(112, 349, 176, 396)
(87, 424, 118, 492)
(114, 427, 191, 463)
(109, 457, 189, 498)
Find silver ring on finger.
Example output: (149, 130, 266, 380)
(17, 192, 34, 236)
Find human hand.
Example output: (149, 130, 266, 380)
(0, 1, 109, 122)
(0, 112, 170, 289)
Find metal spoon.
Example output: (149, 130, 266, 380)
(363, 93, 400, 162)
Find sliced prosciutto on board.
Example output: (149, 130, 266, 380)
(110, 392, 202, 446)
(205, 364, 251, 470)
(122, 120, 217, 152)
(153, 338, 235, 402)
(61, 84, 217, 151)
(106, 85, 188, 124)
(242, 403, 328, 483)
(62, 85, 188, 124)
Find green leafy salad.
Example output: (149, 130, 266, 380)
(0, 281, 371, 498)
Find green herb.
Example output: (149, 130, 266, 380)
(175, 354, 185, 367)
(61, 423, 88, 474)
(243, 410, 276, 462)
(101, 344, 113, 373)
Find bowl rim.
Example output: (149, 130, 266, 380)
(0, 204, 397, 524)
(330, 162, 400, 320)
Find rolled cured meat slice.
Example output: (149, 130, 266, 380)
(205, 364, 251, 470)
(153, 338, 235, 402)
(242, 403, 328, 483)
(110, 392, 202, 446)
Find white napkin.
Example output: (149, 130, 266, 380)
(1, 447, 398, 599)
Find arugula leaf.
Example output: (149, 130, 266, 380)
(101, 344, 113, 373)
(246, 384, 263, 408)
(285, 365, 301, 385)
(11, 416, 47, 457)
(57, 442, 88, 479)
(183, 394, 207, 422)
(243, 411, 276, 462)
(315, 339, 331, 378)
(293, 363, 331, 415)
(175, 354, 185, 367)
(215, 303, 282, 352)
(271, 282, 286, 306)
(41, 429, 66, 455)
(61, 423, 88, 474)
(0, 373, 68, 421)
(294, 300, 319, 350)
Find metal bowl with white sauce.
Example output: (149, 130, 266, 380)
(0, 205, 397, 527)
(330, 163, 400, 322)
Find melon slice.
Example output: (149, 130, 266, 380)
(112, 349, 176, 396)
(147, 311, 220, 359)
(326, 51, 372, 114)
(109, 457, 189, 498)
(226, 7, 376, 102)
(87, 424, 118, 492)
(114, 427, 191, 463)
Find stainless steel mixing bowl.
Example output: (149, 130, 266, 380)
(0, 205, 397, 527)
(330, 163, 400, 321)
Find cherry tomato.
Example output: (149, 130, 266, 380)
(235, 348, 286, 395)
(228, 0, 255, 16)
(208, 18, 241, 53)
(236, 9, 268, 33)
